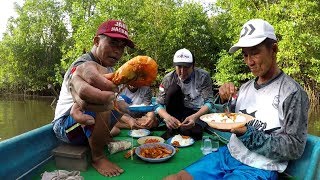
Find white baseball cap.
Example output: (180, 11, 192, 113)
(173, 48, 193, 67)
(229, 19, 277, 53)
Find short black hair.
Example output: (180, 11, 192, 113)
(261, 38, 277, 49)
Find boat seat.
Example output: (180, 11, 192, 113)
(52, 143, 90, 171)
(284, 134, 320, 180)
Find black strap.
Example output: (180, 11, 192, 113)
(88, 52, 98, 63)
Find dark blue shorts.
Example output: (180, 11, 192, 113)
(185, 146, 278, 180)
(63, 110, 120, 145)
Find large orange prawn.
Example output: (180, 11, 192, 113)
(110, 55, 158, 87)
(104, 55, 158, 111)
(103, 56, 158, 158)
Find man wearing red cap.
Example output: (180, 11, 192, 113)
(52, 19, 136, 177)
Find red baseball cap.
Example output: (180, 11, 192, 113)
(96, 20, 134, 48)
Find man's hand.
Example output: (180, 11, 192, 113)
(69, 61, 117, 112)
(230, 126, 247, 136)
(121, 114, 143, 129)
(219, 82, 237, 103)
(70, 103, 95, 125)
(138, 112, 157, 129)
(216, 125, 247, 136)
(164, 116, 181, 129)
(180, 115, 196, 130)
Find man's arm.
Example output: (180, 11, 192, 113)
(141, 87, 152, 105)
(199, 72, 215, 112)
(181, 73, 214, 128)
(239, 90, 309, 161)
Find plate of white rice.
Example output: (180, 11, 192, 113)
(167, 134, 195, 147)
(128, 129, 151, 138)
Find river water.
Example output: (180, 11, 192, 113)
(0, 95, 319, 141)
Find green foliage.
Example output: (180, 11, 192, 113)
(214, 50, 253, 86)
(0, 0, 67, 93)
(214, 0, 320, 90)
(60, 0, 220, 79)
(0, 0, 319, 97)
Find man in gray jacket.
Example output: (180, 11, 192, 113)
(156, 48, 214, 140)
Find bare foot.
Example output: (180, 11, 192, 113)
(92, 157, 124, 177)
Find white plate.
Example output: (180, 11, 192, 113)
(200, 113, 254, 130)
(167, 136, 195, 147)
(128, 129, 151, 138)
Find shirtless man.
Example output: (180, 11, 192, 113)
(52, 19, 136, 177)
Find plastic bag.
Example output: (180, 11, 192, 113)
(108, 140, 132, 154)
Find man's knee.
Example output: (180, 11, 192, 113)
(163, 170, 192, 180)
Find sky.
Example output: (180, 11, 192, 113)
(0, 0, 214, 40)
(0, 0, 24, 39)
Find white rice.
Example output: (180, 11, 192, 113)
(171, 135, 193, 146)
(131, 129, 147, 136)
(210, 114, 246, 123)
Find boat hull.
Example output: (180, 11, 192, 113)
(0, 124, 60, 179)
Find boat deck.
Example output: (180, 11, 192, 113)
(1, 124, 318, 179)
(32, 130, 219, 179)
